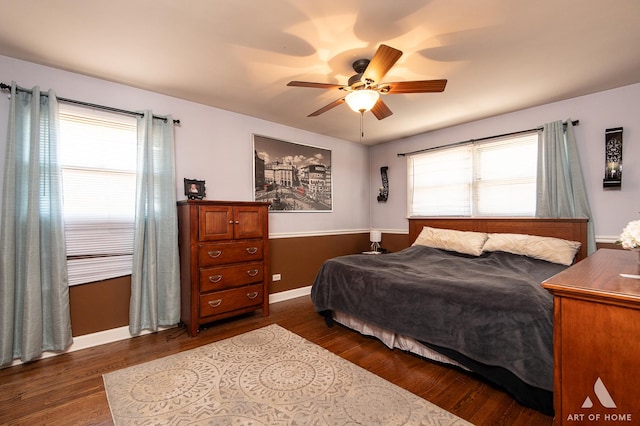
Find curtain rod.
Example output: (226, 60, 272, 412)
(0, 82, 180, 125)
(397, 119, 579, 157)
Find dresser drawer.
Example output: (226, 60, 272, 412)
(199, 283, 264, 318)
(199, 261, 263, 292)
(198, 240, 263, 267)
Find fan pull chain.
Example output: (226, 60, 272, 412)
(359, 111, 365, 143)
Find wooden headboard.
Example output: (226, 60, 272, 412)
(408, 217, 589, 262)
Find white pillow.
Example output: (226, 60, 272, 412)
(412, 226, 488, 256)
(482, 233, 581, 265)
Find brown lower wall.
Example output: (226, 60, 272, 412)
(68, 233, 615, 337)
(268, 232, 410, 293)
(69, 232, 409, 337)
(69, 276, 131, 336)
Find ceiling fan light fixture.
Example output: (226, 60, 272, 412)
(345, 89, 379, 113)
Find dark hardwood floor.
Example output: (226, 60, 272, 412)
(0, 296, 553, 425)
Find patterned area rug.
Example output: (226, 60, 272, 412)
(103, 324, 470, 425)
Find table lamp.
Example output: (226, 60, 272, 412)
(370, 230, 382, 252)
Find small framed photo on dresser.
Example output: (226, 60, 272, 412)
(184, 178, 206, 200)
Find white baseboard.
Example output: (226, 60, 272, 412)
(4, 324, 174, 368)
(269, 285, 312, 303)
(596, 235, 620, 244)
(4, 285, 313, 369)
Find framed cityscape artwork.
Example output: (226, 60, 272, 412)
(252, 134, 332, 211)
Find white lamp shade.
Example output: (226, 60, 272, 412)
(345, 90, 380, 113)
(370, 230, 382, 243)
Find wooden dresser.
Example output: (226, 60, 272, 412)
(542, 249, 639, 424)
(177, 200, 270, 336)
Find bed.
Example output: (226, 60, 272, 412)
(311, 217, 588, 415)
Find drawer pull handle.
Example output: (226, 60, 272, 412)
(247, 269, 259, 277)
(246, 247, 258, 255)
(208, 275, 223, 283)
(246, 292, 259, 299)
(207, 250, 222, 258)
(208, 299, 222, 308)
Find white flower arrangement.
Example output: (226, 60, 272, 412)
(618, 220, 640, 250)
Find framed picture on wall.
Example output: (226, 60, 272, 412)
(252, 134, 332, 212)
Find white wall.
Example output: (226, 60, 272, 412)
(3, 54, 637, 240)
(370, 83, 640, 241)
(0, 55, 370, 235)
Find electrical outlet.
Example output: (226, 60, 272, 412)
(272, 273, 281, 281)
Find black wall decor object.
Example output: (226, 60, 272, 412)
(378, 166, 389, 202)
(603, 127, 623, 189)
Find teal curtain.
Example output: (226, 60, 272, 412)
(0, 83, 72, 366)
(536, 119, 596, 255)
(129, 112, 180, 335)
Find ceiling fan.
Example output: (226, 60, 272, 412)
(287, 44, 447, 120)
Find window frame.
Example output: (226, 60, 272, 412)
(58, 104, 138, 286)
(407, 131, 538, 218)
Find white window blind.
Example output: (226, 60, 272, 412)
(59, 105, 137, 285)
(474, 136, 538, 216)
(408, 145, 472, 216)
(408, 132, 538, 217)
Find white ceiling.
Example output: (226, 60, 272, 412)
(1, 0, 640, 145)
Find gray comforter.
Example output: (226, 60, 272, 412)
(310, 245, 567, 392)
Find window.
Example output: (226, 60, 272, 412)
(59, 104, 138, 285)
(408, 132, 538, 217)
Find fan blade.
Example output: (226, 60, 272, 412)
(362, 44, 402, 84)
(287, 81, 344, 90)
(308, 98, 345, 117)
(371, 99, 393, 120)
(385, 79, 447, 94)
